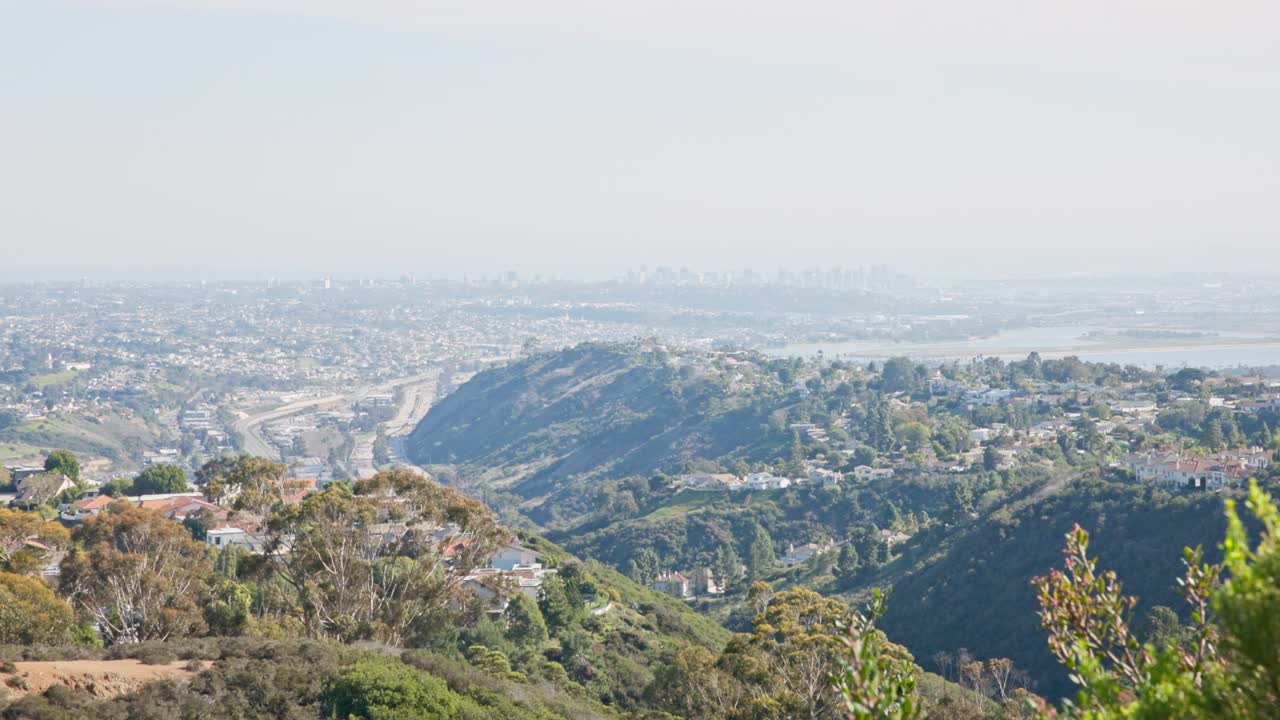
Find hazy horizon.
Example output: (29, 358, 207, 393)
(4, 1, 1278, 279)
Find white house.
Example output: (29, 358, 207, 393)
(206, 527, 267, 554)
(853, 466, 894, 481)
(808, 468, 842, 487)
(490, 542, 540, 571)
(780, 542, 832, 566)
(742, 473, 791, 490)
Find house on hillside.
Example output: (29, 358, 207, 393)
(1118, 449, 1270, 491)
(853, 466, 894, 481)
(138, 494, 222, 521)
(741, 472, 791, 491)
(205, 526, 268, 554)
(690, 567, 724, 595)
(780, 542, 833, 566)
(64, 492, 224, 523)
(651, 571, 693, 599)
(12, 472, 74, 509)
(808, 468, 842, 487)
(678, 472, 738, 490)
(491, 541, 540, 571)
(281, 477, 318, 505)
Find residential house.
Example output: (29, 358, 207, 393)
(879, 529, 912, 548)
(690, 567, 724, 595)
(808, 468, 842, 487)
(740, 472, 791, 491)
(138, 494, 222, 521)
(651, 571, 693, 599)
(780, 542, 832, 567)
(679, 472, 738, 490)
(281, 477, 318, 505)
(491, 541, 540, 571)
(853, 466, 894, 481)
(205, 526, 268, 554)
(1119, 449, 1269, 491)
(12, 472, 74, 509)
(65, 492, 224, 523)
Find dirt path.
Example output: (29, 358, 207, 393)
(3, 659, 193, 699)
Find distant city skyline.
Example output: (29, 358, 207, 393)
(3, 1, 1278, 279)
(2, 263, 1274, 288)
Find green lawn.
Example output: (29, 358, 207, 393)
(643, 489, 723, 519)
(29, 368, 83, 387)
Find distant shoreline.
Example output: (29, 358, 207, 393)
(768, 338, 1280, 368)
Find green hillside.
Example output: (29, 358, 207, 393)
(877, 478, 1231, 700)
(406, 343, 799, 521)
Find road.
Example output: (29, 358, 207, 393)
(385, 375, 438, 437)
(232, 371, 438, 461)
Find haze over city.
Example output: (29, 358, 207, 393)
(7, 2, 1280, 718)
(4, 0, 1279, 280)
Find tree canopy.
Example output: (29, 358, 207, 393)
(59, 505, 211, 643)
(43, 449, 79, 482)
(132, 464, 189, 495)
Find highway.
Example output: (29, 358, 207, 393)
(231, 371, 439, 461)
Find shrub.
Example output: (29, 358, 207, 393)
(323, 658, 459, 720)
(133, 644, 178, 666)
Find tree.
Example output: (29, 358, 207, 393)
(0, 507, 70, 575)
(725, 588, 858, 719)
(98, 477, 134, 497)
(647, 645, 746, 720)
(982, 445, 1000, 472)
(200, 454, 289, 514)
(1137, 605, 1186, 650)
(132, 464, 189, 495)
(867, 398, 897, 452)
(504, 592, 548, 646)
(1203, 421, 1225, 453)
(323, 659, 458, 720)
(0, 571, 76, 644)
(833, 590, 921, 720)
(538, 574, 579, 633)
(881, 357, 917, 395)
(986, 657, 1016, 703)
(714, 543, 742, 590)
(1031, 481, 1280, 719)
(627, 547, 660, 585)
(183, 509, 214, 542)
(265, 469, 504, 645)
(1211, 480, 1280, 716)
(850, 527, 885, 570)
(747, 522, 776, 579)
(44, 449, 79, 482)
(899, 423, 932, 454)
(59, 506, 211, 643)
(835, 544, 861, 589)
(204, 578, 252, 636)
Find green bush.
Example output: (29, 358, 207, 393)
(323, 658, 459, 720)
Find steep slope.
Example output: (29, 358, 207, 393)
(406, 343, 794, 509)
(877, 478, 1230, 700)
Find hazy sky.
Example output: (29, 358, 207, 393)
(2, 1, 1278, 280)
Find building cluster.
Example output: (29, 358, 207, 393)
(461, 541, 560, 614)
(1115, 449, 1272, 491)
(649, 568, 724, 599)
(677, 467, 846, 493)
